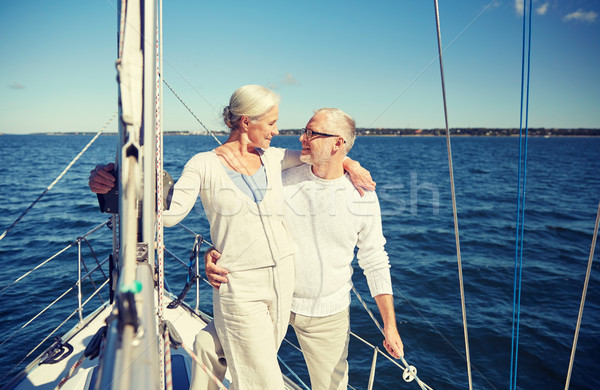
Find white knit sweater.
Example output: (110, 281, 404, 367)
(164, 147, 300, 271)
(283, 164, 393, 317)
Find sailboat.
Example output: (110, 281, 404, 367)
(2, 0, 598, 389)
(0, 1, 427, 389)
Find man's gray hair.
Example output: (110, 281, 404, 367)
(223, 85, 281, 130)
(315, 107, 356, 154)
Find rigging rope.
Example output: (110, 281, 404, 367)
(0, 244, 73, 295)
(393, 287, 498, 389)
(162, 79, 222, 145)
(55, 355, 86, 389)
(156, 9, 165, 322)
(0, 113, 117, 242)
(164, 326, 173, 390)
(352, 286, 383, 334)
(2, 273, 107, 357)
(432, 1, 473, 389)
(0, 281, 109, 384)
(564, 200, 600, 389)
(55, 325, 106, 389)
(369, 0, 498, 128)
(510, 1, 533, 388)
(350, 286, 433, 390)
(156, 3, 167, 388)
(179, 342, 228, 390)
(0, 220, 109, 295)
(277, 355, 311, 390)
(0, 286, 74, 350)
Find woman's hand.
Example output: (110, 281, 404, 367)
(344, 160, 376, 196)
(204, 247, 229, 289)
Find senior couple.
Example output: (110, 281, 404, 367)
(89, 85, 403, 390)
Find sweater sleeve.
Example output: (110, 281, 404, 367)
(163, 155, 202, 227)
(263, 147, 303, 171)
(281, 148, 303, 170)
(356, 191, 393, 297)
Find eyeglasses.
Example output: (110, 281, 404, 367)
(301, 128, 346, 143)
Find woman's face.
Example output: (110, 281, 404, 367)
(247, 105, 279, 149)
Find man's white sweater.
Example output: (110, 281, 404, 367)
(283, 164, 393, 317)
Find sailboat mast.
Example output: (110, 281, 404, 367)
(96, 0, 160, 388)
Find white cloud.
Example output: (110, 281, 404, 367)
(536, 3, 549, 15)
(9, 81, 24, 90)
(515, 0, 524, 15)
(269, 74, 300, 90)
(282, 73, 299, 86)
(563, 9, 598, 23)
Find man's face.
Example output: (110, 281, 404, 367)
(299, 113, 337, 165)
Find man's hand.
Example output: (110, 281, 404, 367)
(373, 294, 404, 359)
(89, 163, 116, 194)
(383, 325, 404, 359)
(204, 247, 229, 289)
(344, 160, 376, 197)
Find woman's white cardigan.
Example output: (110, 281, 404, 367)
(163, 147, 300, 271)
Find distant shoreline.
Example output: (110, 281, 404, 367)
(2, 128, 599, 137)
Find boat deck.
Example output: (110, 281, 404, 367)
(8, 294, 303, 390)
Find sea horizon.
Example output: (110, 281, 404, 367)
(2, 127, 600, 137)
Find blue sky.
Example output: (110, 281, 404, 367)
(1, 0, 598, 134)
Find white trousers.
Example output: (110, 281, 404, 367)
(191, 256, 294, 390)
(290, 308, 350, 390)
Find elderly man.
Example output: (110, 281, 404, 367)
(205, 108, 403, 389)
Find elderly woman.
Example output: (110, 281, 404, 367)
(89, 85, 373, 389)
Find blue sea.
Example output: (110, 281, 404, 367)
(0, 134, 599, 389)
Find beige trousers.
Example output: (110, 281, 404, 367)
(289, 308, 350, 390)
(191, 256, 294, 390)
(190, 320, 227, 390)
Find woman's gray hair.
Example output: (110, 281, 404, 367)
(223, 85, 281, 130)
(315, 108, 356, 153)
